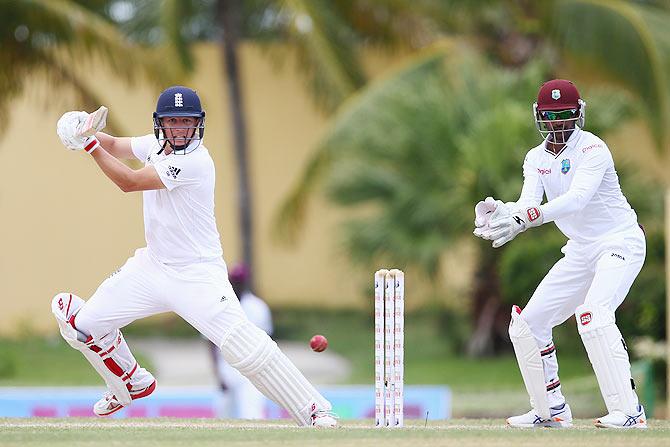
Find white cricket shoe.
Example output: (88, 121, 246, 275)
(595, 405, 647, 429)
(93, 380, 157, 417)
(506, 403, 573, 428)
(311, 409, 338, 428)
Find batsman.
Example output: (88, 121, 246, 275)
(474, 79, 647, 429)
(51, 86, 337, 427)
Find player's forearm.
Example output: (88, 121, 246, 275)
(95, 133, 135, 160)
(95, 132, 116, 150)
(90, 147, 137, 192)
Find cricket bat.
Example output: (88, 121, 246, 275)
(77, 106, 108, 137)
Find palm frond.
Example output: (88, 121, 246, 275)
(275, 40, 636, 279)
(32, 0, 175, 85)
(272, 44, 452, 243)
(552, 0, 670, 150)
(277, 0, 367, 111)
(272, 146, 334, 243)
(159, 0, 196, 74)
(0, 0, 185, 135)
(34, 49, 124, 134)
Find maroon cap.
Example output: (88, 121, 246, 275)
(536, 79, 581, 111)
(229, 263, 249, 283)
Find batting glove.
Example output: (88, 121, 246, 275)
(488, 206, 543, 248)
(56, 111, 100, 154)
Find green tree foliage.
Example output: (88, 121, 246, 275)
(0, 0, 174, 133)
(318, 50, 540, 276)
(277, 0, 670, 241)
(275, 45, 662, 354)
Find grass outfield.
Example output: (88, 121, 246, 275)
(0, 418, 668, 447)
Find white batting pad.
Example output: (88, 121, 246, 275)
(508, 306, 550, 420)
(576, 303, 639, 414)
(220, 321, 331, 426)
(51, 293, 135, 406)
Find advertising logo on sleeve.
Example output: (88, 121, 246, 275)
(526, 207, 541, 222)
(167, 165, 182, 179)
(561, 158, 571, 174)
(579, 312, 592, 326)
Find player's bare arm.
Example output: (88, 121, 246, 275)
(56, 107, 165, 192)
(90, 147, 165, 192)
(95, 133, 135, 160)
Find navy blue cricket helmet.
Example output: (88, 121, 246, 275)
(153, 86, 206, 154)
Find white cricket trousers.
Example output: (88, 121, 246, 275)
(74, 248, 247, 382)
(520, 225, 646, 405)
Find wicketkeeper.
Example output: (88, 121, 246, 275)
(474, 79, 647, 429)
(51, 86, 337, 427)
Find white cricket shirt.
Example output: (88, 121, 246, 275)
(517, 127, 639, 243)
(131, 134, 223, 264)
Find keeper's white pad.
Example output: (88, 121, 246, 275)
(51, 293, 132, 406)
(576, 303, 638, 414)
(509, 306, 550, 420)
(220, 321, 331, 426)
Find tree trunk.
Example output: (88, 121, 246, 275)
(217, 0, 255, 288)
(665, 187, 670, 417)
(466, 248, 510, 357)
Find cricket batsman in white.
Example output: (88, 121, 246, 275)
(52, 85, 337, 427)
(474, 79, 647, 429)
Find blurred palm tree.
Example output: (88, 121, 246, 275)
(274, 0, 670, 354)
(278, 0, 670, 237)
(472, 0, 670, 152)
(0, 0, 175, 133)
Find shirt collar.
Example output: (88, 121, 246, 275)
(543, 126, 582, 158)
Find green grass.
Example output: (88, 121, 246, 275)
(0, 418, 668, 447)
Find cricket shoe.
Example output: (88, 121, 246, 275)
(506, 403, 572, 428)
(595, 405, 647, 429)
(311, 408, 338, 428)
(93, 380, 157, 417)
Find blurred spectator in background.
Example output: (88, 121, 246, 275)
(208, 264, 273, 419)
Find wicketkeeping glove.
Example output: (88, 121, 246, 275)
(487, 206, 544, 248)
(473, 197, 502, 239)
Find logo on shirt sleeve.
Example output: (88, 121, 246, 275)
(167, 165, 182, 179)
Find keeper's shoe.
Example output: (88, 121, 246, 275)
(311, 409, 338, 428)
(93, 380, 157, 417)
(506, 403, 573, 428)
(595, 405, 647, 429)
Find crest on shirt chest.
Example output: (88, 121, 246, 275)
(560, 158, 571, 174)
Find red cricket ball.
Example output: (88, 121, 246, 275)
(309, 334, 328, 352)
